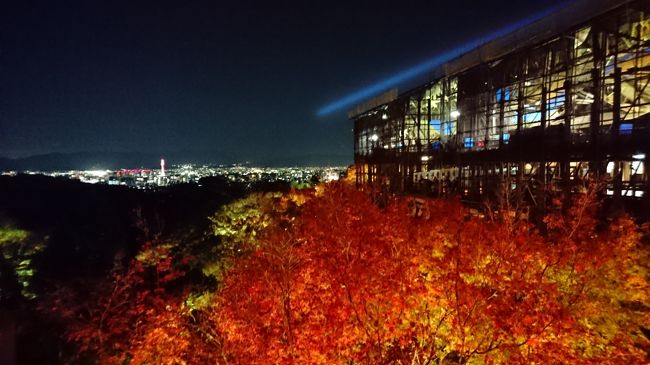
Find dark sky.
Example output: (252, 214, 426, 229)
(0, 0, 566, 163)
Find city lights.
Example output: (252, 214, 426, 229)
(5, 164, 347, 190)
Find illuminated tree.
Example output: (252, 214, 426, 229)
(214, 182, 650, 364)
(203, 191, 310, 280)
(41, 240, 219, 364)
(0, 226, 46, 299)
(40, 190, 312, 364)
(42, 183, 649, 364)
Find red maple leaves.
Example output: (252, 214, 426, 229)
(214, 183, 650, 364)
(41, 183, 650, 364)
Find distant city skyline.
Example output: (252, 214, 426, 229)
(1, 163, 347, 190)
(0, 150, 352, 172)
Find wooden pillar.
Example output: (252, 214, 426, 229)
(590, 67, 602, 176)
(613, 67, 623, 202)
(562, 80, 573, 210)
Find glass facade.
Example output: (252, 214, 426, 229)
(353, 1, 649, 203)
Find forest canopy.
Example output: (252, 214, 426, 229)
(37, 182, 650, 364)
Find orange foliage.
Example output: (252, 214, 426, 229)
(42, 242, 220, 364)
(42, 183, 649, 364)
(214, 182, 649, 364)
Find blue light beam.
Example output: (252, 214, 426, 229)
(317, 2, 567, 117)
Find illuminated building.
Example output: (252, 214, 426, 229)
(350, 0, 649, 209)
(160, 158, 166, 177)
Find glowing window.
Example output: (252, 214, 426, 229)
(496, 87, 511, 102)
(524, 112, 541, 123)
(620, 123, 633, 135)
(547, 93, 565, 114)
(430, 119, 441, 134)
(464, 137, 475, 149)
(442, 121, 456, 136)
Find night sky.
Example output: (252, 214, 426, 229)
(1, 0, 566, 164)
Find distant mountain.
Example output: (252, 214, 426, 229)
(0, 152, 162, 171)
(0, 151, 352, 171)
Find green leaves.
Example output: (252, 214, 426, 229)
(0, 226, 46, 299)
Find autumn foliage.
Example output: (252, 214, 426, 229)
(214, 183, 649, 364)
(42, 242, 221, 364)
(42, 183, 650, 364)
